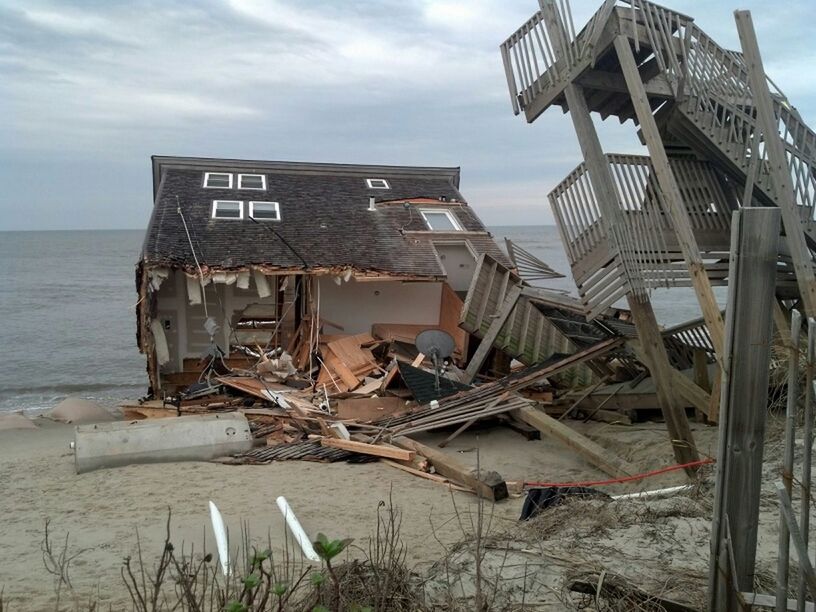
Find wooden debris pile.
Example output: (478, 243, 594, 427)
(122, 314, 652, 500)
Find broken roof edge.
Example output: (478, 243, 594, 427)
(138, 259, 447, 282)
(151, 155, 462, 199)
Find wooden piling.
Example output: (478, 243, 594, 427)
(735, 10, 816, 318)
(708, 207, 780, 611)
(798, 321, 815, 612)
(779, 309, 802, 611)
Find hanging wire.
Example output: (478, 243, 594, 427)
(176, 196, 210, 324)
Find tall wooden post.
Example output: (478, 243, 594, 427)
(538, 0, 698, 468)
(734, 11, 816, 319)
(709, 207, 780, 610)
(563, 81, 698, 468)
(613, 35, 726, 359)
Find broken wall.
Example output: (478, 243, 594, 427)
(317, 278, 443, 335)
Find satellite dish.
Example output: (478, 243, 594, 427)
(415, 329, 456, 392)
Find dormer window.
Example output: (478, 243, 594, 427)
(204, 172, 233, 188)
(420, 209, 463, 231)
(212, 200, 243, 219)
(249, 201, 280, 221)
(366, 178, 390, 189)
(238, 174, 266, 190)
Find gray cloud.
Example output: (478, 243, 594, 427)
(0, 0, 813, 231)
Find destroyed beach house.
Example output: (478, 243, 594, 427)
(122, 0, 816, 511)
(136, 157, 511, 396)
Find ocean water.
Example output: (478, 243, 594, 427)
(0, 226, 725, 413)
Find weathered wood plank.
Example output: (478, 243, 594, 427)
(735, 11, 816, 319)
(464, 284, 522, 383)
(613, 34, 725, 359)
(320, 438, 414, 462)
(708, 207, 780, 611)
(560, 80, 698, 468)
(391, 436, 508, 501)
(514, 405, 635, 479)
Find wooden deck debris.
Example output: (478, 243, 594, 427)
(319, 438, 415, 462)
(514, 406, 635, 480)
(391, 436, 508, 502)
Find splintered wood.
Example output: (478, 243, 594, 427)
(131, 265, 685, 500)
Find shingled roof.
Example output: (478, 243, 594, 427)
(142, 156, 509, 278)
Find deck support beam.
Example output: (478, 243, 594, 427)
(613, 35, 726, 360)
(734, 11, 816, 319)
(561, 80, 698, 469)
(708, 207, 780, 611)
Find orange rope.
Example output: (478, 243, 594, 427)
(522, 458, 714, 489)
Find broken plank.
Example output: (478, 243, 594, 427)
(497, 413, 541, 440)
(349, 378, 385, 396)
(464, 284, 522, 383)
(322, 349, 361, 391)
(334, 396, 409, 422)
(319, 438, 415, 461)
(514, 406, 635, 479)
(382, 459, 475, 493)
(411, 352, 426, 367)
(327, 333, 377, 372)
(391, 436, 508, 501)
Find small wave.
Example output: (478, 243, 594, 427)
(0, 382, 145, 399)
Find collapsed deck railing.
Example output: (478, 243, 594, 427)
(504, 0, 816, 231)
(500, 0, 617, 115)
(548, 153, 732, 316)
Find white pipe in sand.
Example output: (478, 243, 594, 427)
(208, 501, 231, 575)
(611, 484, 693, 501)
(276, 496, 320, 562)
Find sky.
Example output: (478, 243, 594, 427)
(0, 0, 814, 231)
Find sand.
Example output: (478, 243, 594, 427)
(0, 417, 717, 610)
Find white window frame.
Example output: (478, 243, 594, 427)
(366, 178, 390, 189)
(211, 200, 244, 220)
(419, 209, 463, 231)
(238, 173, 267, 190)
(204, 172, 233, 189)
(248, 201, 281, 221)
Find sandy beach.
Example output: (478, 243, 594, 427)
(0, 414, 714, 610)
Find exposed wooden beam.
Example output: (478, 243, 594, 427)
(561, 80, 699, 468)
(708, 208, 780, 610)
(735, 11, 816, 318)
(514, 405, 635, 479)
(577, 70, 673, 98)
(614, 34, 726, 360)
(464, 284, 522, 383)
(320, 438, 415, 462)
(391, 436, 508, 501)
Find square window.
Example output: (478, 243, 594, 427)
(249, 201, 280, 221)
(238, 174, 266, 190)
(204, 172, 233, 188)
(420, 209, 462, 231)
(366, 178, 390, 189)
(212, 200, 243, 219)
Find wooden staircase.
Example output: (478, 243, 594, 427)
(501, 0, 816, 315)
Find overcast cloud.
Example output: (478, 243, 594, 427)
(1, 0, 814, 230)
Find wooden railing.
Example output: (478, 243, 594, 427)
(549, 153, 733, 316)
(500, 0, 616, 115)
(504, 0, 816, 227)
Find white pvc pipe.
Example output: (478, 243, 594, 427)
(611, 484, 693, 501)
(276, 496, 320, 562)
(208, 501, 231, 575)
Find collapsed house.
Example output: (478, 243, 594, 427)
(136, 156, 512, 396)
(122, 0, 816, 508)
